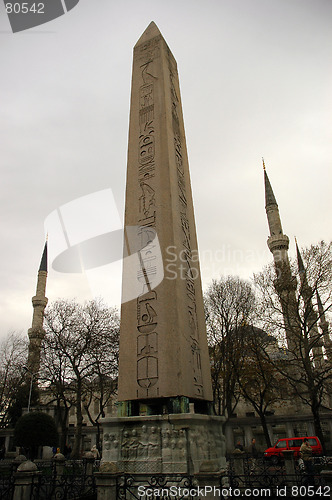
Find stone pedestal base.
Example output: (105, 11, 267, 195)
(94, 472, 117, 500)
(101, 413, 226, 474)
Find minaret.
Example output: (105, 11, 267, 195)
(295, 239, 324, 363)
(264, 159, 290, 267)
(27, 241, 48, 375)
(316, 290, 332, 361)
(263, 160, 298, 350)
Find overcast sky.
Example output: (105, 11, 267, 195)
(1, 0, 331, 339)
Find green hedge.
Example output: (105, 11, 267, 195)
(14, 412, 58, 450)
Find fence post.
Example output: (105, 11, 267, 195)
(282, 450, 296, 487)
(94, 472, 118, 500)
(194, 472, 223, 500)
(13, 460, 40, 500)
(53, 452, 66, 477)
(227, 453, 246, 493)
(13, 454, 27, 470)
(84, 452, 95, 476)
(320, 470, 332, 495)
(231, 453, 245, 477)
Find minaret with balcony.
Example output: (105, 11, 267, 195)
(27, 241, 48, 376)
(263, 160, 299, 351)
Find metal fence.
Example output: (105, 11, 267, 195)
(0, 459, 97, 500)
(30, 473, 96, 500)
(0, 461, 16, 500)
(0, 456, 329, 500)
(115, 457, 327, 500)
(117, 474, 198, 500)
(226, 455, 325, 495)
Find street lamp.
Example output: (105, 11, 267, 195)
(23, 367, 35, 413)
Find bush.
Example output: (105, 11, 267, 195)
(14, 412, 58, 458)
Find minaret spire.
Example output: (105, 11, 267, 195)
(39, 239, 48, 272)
(316, 290, 331, 360)
(295, 239, 324, 363)
(263, 160, 278, 209)
(295, 237, 305, 274)
(263, 163, 298, 351)
(264, 163, 289, 264)
(27, 240, 48, 376)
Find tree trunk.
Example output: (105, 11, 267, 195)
(258, 412, 272, 448)
(96, 421, 101, 452)
(72, 380, 83, 458)
(311, 400, 326, 455)
(58, 405, 69, 452)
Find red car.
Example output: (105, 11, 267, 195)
(264, 436, 323, 464)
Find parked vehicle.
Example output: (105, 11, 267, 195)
(264, 436, 323, 464)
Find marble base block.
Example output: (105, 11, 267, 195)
(101, 413, 226, 474)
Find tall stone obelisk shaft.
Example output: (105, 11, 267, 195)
(118, 22, 212, 407)
(101, 24, 225, 476)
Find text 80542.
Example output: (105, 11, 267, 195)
(5, 3, 45, 14)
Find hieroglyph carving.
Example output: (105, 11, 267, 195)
(134, 36, 161, 398)
(168, 51, 204, 397)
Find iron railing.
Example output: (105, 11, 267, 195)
(0, 456, 329, 500)
(117, 474, 198, 500)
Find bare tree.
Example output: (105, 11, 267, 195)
(205, 276, 300, 448)
(40, 299, 119, 457)
(82, 374, 117, 452)
(254, 240, 332, 452)
(39, 335, 75, 451)
(81, 300, 119, 451)
(205, 276, 256, 419)
(233, 326, 284, 448)
(0, 332, 28, 427)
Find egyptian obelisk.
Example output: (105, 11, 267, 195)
(101, 22, 225, 476)
(118, 21, 212, 412)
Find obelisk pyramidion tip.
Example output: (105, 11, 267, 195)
(135, 21, 162, 47)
